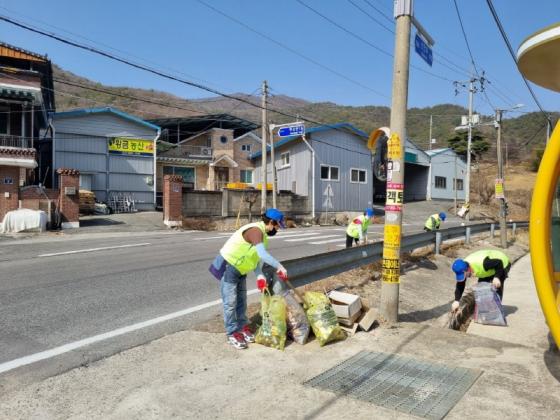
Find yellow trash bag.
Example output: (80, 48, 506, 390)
(304, 291, 346, 346)
(256, 290, 287, 350)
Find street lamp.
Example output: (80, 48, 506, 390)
(495, 104, 524, 248)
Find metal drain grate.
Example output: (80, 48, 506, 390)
(304, 351, 481, 420)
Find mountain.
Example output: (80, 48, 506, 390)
(52, 65, 557, 160)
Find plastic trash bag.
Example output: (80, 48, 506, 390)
(282, 290, 310, 345)
(304, 292, 346, 346)
(473, 283, 507, 326)
(256, 291, 287, 350)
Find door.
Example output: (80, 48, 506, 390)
(214, 167, 229, 190)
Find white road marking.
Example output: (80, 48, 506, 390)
(271, 231, 321, 239)
(284, 235, 339, 242)
(38, 243, 151, 258)
(0, 288, 260, 375)
(309, 238, 347, 244)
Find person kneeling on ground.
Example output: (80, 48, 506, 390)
(346, 208, 374, 248)
(218, 208, 288, 350)
(424, 212, 446, 232)
(450, 249, 511, 312)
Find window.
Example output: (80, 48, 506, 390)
(435, 176, 447, 189)
(454, 178, 464, 191)
(220, 135, 228, 144)
(240, 169, 253, 184)
(241, 144, 252, 152)
(321, 165, 339, 181)
(0, 105, 8, 134)
(350, 168, 367, 184)
(163, 166, 195, 186)
(280, 152, 290, 167)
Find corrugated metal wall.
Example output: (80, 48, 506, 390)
(430, 151, 467, 200)
(312, 129, 372, 212)
(53, 113, 157, 210)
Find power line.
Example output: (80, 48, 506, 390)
(362, 0, 394, 24)
(194, 0, 389, 99)
(296, 0, 455, 83)
(347, 0, 394, 34)
(484, 0, 551, 123)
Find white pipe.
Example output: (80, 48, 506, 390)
(301, 134, 315, 219)
(49, 118, 56, 188)
(153, 129, 160, 210)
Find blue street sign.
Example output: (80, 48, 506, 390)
(278, 124, 305, 137)
(414, 33, 433, 67)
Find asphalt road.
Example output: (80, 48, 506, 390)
(0, 219, 463, 387)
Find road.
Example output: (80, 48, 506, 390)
(0, 220, 462, 386)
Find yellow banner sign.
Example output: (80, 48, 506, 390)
(108, 137, 154, 156)
(382, 258, 400, 283)
(384, 224, 401, 247)
(386, 189, 404, 205)
(387, 133, 402, 160)
(495, 178, 504, 199)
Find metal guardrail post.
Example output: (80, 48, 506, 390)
(466, 227, 471, 244)
(435, 232, 442, 255)
(513, 222, 517, 236)
(490, 223, 495, 237)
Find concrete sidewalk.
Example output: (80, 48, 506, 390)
(1, 253, 559, 419)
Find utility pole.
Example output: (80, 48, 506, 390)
(428, 114, 433, 150)
(454, 155, 458, 215)
(260, 80, 268, 213)
(380, 0, 412, 324)
(465, 78, 474, 222)
(495, 109, 507, 248)
(269, 125, 277, 208)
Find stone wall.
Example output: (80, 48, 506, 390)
(182, 190, 223, 217)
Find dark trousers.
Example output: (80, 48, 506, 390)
(346, 234, 359, 248)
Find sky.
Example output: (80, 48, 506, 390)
(1, 0, 559, 116)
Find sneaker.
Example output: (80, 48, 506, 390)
(241, 325, 255, 343)
(227, 332, 247, 350)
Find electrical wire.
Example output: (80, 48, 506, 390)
(451, 0, 496, 111)
(194, 0, 389, 99)
(362, 0, 394, 24)
(296, 0, 455, 83)
(347, 0, 394, 34)
(485, 0, 551, 124)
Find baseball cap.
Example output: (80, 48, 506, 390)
(439, 212, 447, 221)
(452, 259, 469, 281)
(265, 208, 286, 228)
(365, 208, 374, 217)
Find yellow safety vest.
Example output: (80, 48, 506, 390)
(464, 250, 510, 278)
(424, 214, 441, 231)
(220, 221, 269, 275)
(346, 215, 371, 238)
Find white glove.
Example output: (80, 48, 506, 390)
(451, 301, 460, 312)
(276, 264, 288, 280)
(492, 278, 502, 289)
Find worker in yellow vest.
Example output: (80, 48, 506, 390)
(424, 212, 446, 232)
(450, 250, 511, 312)
(346, 208, 374, 248)
(215, 208, 287, 349)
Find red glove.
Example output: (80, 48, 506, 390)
(276, 265, 288, 281)
(256, 276, 267, 292)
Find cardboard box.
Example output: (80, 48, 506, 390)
(337, 310, 362, 327)
(328, 290, 362, 319)
(358, 308, 379, 332)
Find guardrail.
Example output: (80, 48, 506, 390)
(282, 221, 528, 286)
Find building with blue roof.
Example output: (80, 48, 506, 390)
(252, 122, 374, 214)
(41, 107, 160, 210)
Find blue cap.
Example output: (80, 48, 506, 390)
(265, 208, 286, 228)
(365, 208, 374, 217)
(439, 212, 447, 221)
(452, 259, 469, 281)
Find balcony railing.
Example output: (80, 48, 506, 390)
(0, 135, 34, 149)
(182, 145, 212, 159)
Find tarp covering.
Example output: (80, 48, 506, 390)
(0, 208, 47, 233)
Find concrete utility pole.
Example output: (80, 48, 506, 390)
(380, 0, 412, 324)
(428, 114, 433, 150)
(495, 109, 507, 248)
(270, 126, 277, 208)
(465, 78, 474, 222)
(260, 80, 268, 213)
